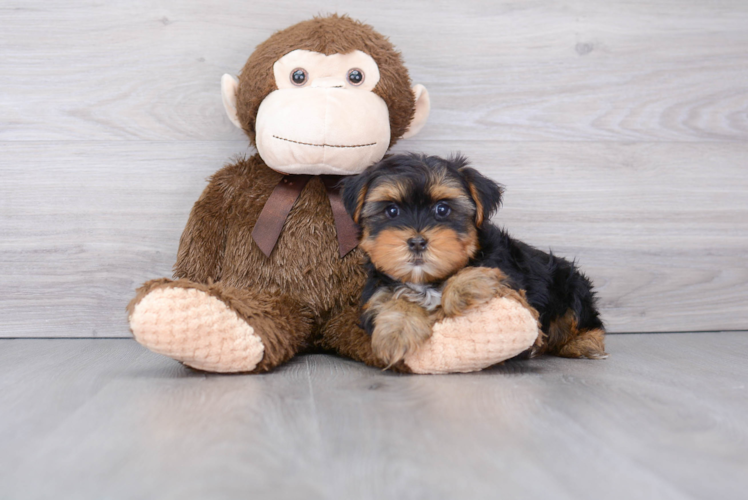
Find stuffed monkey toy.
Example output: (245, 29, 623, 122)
(127, 15, 540, 374)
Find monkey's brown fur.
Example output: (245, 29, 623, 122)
(236, 14, 416, 147)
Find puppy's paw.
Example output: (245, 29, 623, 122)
(372, 300, 432, 367)
(555, 328, 609, 360)
(441, 267, 509, 318)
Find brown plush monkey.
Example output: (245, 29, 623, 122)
(127, 15, 540, 374)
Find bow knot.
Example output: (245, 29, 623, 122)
(251, 175, 360, 258)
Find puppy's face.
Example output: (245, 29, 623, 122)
(343, 154, 503, 284)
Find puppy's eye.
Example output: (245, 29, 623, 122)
(435, 202, 451, 219)
(290, 68, 307, 86)
(385, 204, 400, 219)
(347, 68, 364, 86)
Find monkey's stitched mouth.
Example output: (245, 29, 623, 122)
(273, 135, 377, 149)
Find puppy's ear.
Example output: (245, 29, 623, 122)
(458, 166, 504, 227)
(341, 169, 374, 224)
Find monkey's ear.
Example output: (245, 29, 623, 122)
(459, 166, 504, 227)
(341, 170, 374, 224)
(221, 74, 242, 129)
(401, 84, 430, 139)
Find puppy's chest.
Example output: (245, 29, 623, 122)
(392, 283, 443, 312)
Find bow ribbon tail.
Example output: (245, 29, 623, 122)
(322, 175, 361, 258)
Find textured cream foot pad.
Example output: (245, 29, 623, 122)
(129, 287, 264, 373)
(404, 296, 540, 374)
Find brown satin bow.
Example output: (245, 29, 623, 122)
(251, 175, 360, 258)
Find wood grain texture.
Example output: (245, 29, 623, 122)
(1, 335, 747, 499)
(1, 0, 747, 337)
(1, 140, 747, 335)
(0, 0, 746, 142)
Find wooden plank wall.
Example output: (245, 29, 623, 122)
(1, 0, 746, 337)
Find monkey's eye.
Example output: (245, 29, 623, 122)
(434, 202, 451, 219)
(290, 68, 307, 86)
(347, 68, 364, 86)
(385, 204, 400, 219)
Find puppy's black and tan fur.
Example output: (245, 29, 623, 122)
(342, 153, 607, 366)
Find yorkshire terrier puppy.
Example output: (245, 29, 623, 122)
(341, 153, 607, 366)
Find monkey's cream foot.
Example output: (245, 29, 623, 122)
(129, 286, 264, 373)
(404, 295, 540, 374)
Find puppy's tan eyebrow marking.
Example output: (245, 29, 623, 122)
(366, 181, 408, 203)
(428, 183, 468, 202)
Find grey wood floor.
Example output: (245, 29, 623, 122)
(1, 333, 747, 500)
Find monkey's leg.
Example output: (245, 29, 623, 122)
(404, 268, 542, 374)
(127, 278, 313, 373)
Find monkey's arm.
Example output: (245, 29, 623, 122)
(173, 170, 234, 283)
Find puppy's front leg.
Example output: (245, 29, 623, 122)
(441, 267, 514, 318)
(369, 298, 432, 367)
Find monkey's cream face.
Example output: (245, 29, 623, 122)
(254, 50, 391, 175)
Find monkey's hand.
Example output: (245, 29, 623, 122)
(371, 298, 432, 368)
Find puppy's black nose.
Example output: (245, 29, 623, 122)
(407, 236, 428, 252)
